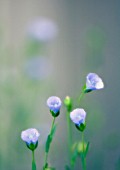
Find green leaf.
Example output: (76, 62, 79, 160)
(82, 84, 86, 91)
(32, 161, 36, 170)
(45, 134, 52, 153)
(84, 142, 90, 157)
(45, 124, 57, 153)
(71, 144, 79, 167)
(43, 163, 48, 170)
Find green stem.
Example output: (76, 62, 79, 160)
(78, 91, 84, 103)
(67, 113, 75, 170)
(32, 150, 36, 170)
(81, 132, 86, 170)
(66, 111, 72, 156)
(44, 117, 56, 169)
(50, 117, 55, 134)
(82, 132, 84, 152)
(44, 152, 48, 170)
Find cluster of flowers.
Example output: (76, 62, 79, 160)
(21, 73, 104, 170)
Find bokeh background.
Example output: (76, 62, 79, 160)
(0, 0, 120, 170)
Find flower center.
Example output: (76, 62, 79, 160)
(51, 101, 59, 106)
(29, 134, 34, 139)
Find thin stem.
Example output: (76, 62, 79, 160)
(44, 152, 47, 169)
(78, 91, 84, 103)
(32, 150, 35, 162)
(67, 111, 72, 151)
(32, 150, 36, 170)
(50, 117, 55, 134)
(82, 132, 84, 152)
(44, 117, 56, 169)
(81, 132, 86, 170)
(66, 111, 72, 155)
(82, 157, 86, 170)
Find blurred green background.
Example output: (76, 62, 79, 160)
(0, 0, 120, 170)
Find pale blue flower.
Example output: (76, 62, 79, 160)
(86, 73, 104, 91)
(70, 108, 86, 126)
(27, 18, 58, 42)
(21, 128, 40, 145)
(47, 96, 62, 114)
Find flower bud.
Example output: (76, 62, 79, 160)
(77, 142, 87, 154)
(64, 96, 72, 112)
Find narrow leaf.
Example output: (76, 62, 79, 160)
(84, 142, 90, 157)
(45, 134, 52, 153)
(71, 145, 78, 167)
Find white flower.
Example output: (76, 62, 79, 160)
(70, 108, 86, 125)
(21, 128, 40, 144)
(27, 18, 58, 42)
(47, 96, 62, 114)
(86, 73, 104, 91)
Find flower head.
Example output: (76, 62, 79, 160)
(70, 108, 86, 131)
(27, 18, 58, 42)
(47, 96, 62, 117)
(85, 73, 104, 92)
(21, 128, 40, 150)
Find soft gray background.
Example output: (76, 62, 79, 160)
(0, 0, 120, 170)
